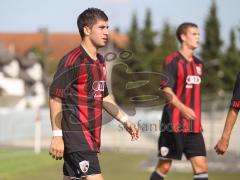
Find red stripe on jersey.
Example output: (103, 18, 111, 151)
(78, 64, 94, 151)
(183, 62, 192, 132)
(193, 62, 202, 132)
(172, 60, 185, 132)
(70, 49, 82, 66)
(64, 48, 79, 67)
(166, 51, 179, 65)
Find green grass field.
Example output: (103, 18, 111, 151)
(0, 149, 239, 180)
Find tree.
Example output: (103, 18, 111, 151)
(144, 21, 177, 73)
(125, 13, 144, 72)
(201, 0, 223, 94)
(157, 22, 177, 71)
(142, 9, 156, 53)
(128, 13, 142, 54)
(202, 0, 222, 61)
(221, 29, 240, 91)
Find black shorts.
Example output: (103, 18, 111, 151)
(158, 132, 206, 160)
(63, 151, 101, 179)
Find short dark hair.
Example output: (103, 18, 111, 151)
(77, 8, 108, 38)
(176, 22, 198, 43)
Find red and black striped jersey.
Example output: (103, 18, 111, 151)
(160, 51, 204, 133)
(49, 46, 108, 153)
(230, 72, 240, 109)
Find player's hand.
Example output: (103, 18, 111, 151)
(214, 137, 229, 155)
(123, 120, 140, 141)
(49, 136, 64, 160)
(181, 107, 196, 121)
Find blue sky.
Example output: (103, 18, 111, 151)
(1, 0, 240, 48)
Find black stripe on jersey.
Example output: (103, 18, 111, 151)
(96, 62, 102, 81)
(86, 64, 95, 138)
(172, 59, 178, 132)
(95, 62, 102, 147)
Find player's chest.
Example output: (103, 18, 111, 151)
(176, 62, 203, 89)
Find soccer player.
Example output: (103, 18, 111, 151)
(215, 72, 240, 155)
(150, 23, 208, 180)
(49, 8, 139, 180)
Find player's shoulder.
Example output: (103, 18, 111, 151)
(165, 51, 180, 65)
(97, 53, 105, 64)
(59, 47, 85, 68)
(193, 55, 203, 65)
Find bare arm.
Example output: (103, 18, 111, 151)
(103, 94, 128, 123)
(215, 107, 239, 155)
(103, 94, 139, 140)
(49, 96, 64, 160)
(221, 107, 239, 140)
(50, 96, 62, 130)
(163, 87, 196, 120)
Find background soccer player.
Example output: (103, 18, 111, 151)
(48, 8, 139, 180)
(215, 72, 240, 155)
(150, 23, 208, 180)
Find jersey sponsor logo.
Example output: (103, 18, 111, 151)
(186, 75, 201, 88)
(92, 80, 105, 98)
(196, 66, 202, 75)
(79, 160, 90, 173)
(160, 147, 169, 157)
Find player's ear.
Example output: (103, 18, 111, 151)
(180, 33, 186, 42)
(83, 26, 91, 36)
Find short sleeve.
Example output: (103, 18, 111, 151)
(49, 59, 68, 99)
(160, 60, 177, 89)
(230, 73, 240, 109)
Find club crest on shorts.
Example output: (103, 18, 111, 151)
(79, 160, 89, 173)
(160, 147, 169, 157)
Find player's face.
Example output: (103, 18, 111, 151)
(182, 27, 200, 50)
(89, 20, 109, 48)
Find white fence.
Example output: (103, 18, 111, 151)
(0, 106, 240, 153)
(1, 103, 240, 172)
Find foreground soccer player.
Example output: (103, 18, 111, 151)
(215, 72, 240, 155)
(49, 8, 139, 180)
(150, 23, 208, 180)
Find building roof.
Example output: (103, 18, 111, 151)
(0, 31, 128, 60)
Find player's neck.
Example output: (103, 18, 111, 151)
(179, 46, 194, 62)
(81, 39, 98, 60)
